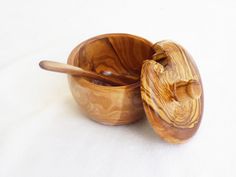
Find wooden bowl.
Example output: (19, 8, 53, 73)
(67, 34, 155, 125)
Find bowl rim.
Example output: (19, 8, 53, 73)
(67, 33, 153, 90)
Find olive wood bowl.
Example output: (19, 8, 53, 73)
(67, 33, 155, 125)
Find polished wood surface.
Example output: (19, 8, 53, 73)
(173, 79, 202, 102)
(141, 41, 203, 143)
(39, 60, 134, 86)
(68, 33, 155, 125)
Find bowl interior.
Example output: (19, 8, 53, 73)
(69, 34, 155, 85)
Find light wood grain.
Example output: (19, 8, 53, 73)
(141, 41, 204, 143)
(173, 80, 202, 101)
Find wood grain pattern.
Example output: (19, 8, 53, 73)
(173, 79, 202, 101)
(141, 41, 204, 143)
(68, 33, 155, 125)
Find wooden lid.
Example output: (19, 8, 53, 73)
(140, 41, 204, 144)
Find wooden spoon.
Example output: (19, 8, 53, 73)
(39, 60, 137, 86)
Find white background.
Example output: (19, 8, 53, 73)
(0, 0, 236, 177)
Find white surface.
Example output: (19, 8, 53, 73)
(0, 0, 236, 176)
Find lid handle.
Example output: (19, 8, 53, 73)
(174, 79, 202, 102)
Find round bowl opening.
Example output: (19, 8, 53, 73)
(68, 33, 155, 87)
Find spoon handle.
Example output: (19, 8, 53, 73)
(39, 60, 129, 86)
